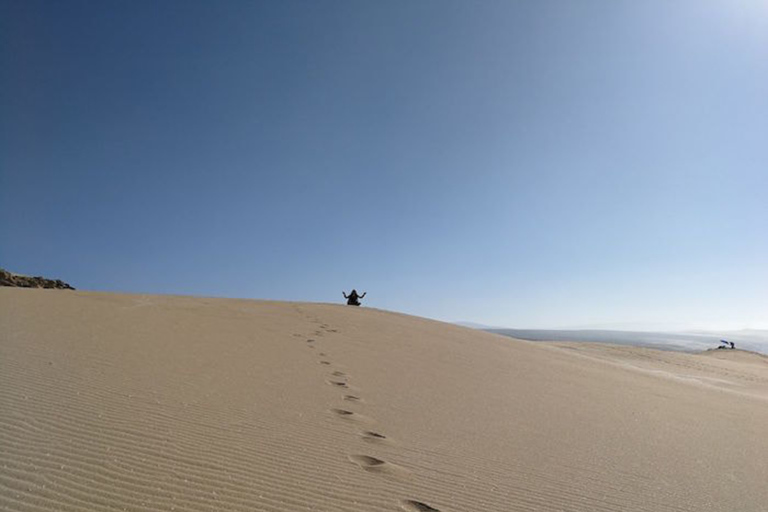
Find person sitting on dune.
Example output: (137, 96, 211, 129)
(343, 289, 366, 306)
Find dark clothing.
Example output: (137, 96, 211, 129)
(343, 290, 365, 306)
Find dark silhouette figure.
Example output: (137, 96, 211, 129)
(343, 289, 366, 306)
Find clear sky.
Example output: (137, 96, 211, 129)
(2, 1, 766, 330)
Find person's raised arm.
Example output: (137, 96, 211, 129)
(342, 291, 348, 298)
(360, 292, 366, 298)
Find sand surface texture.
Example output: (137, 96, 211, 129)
(2, 289, 767, 512)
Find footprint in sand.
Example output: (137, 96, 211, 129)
(318, 352, 327, 357)
(360, 431, 388, 443)
(400, 500, 441, 512)
(306, 339, 315, 343)
(348, 455, 408, 476)
(327, 380, 348, 388)
(319, 360, 332, 365)
(331, 370, 346, 377)
(330, 409, 371, 423)
(343, 395, 364, 403)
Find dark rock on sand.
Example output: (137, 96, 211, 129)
(0, 268, 75, 290)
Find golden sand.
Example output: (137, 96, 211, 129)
(2, 288, 767, 511)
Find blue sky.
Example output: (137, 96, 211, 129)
(2, 1, 766, 330)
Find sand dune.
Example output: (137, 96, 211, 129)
(2, 289, 767, 511)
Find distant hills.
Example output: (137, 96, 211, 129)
(454, 320, 768, 354)
(487, 328, 768, 355)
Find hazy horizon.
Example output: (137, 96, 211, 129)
(487, 327, 768, 354)
(2, 1, 766, 330)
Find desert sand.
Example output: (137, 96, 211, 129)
(2, 288, 767, 512)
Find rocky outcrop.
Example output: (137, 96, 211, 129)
(0, 269, 75, 290)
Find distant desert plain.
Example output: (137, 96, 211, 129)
(2, 288, 768, 511)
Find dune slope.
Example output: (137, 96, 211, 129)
(2, 289, 767, 511)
